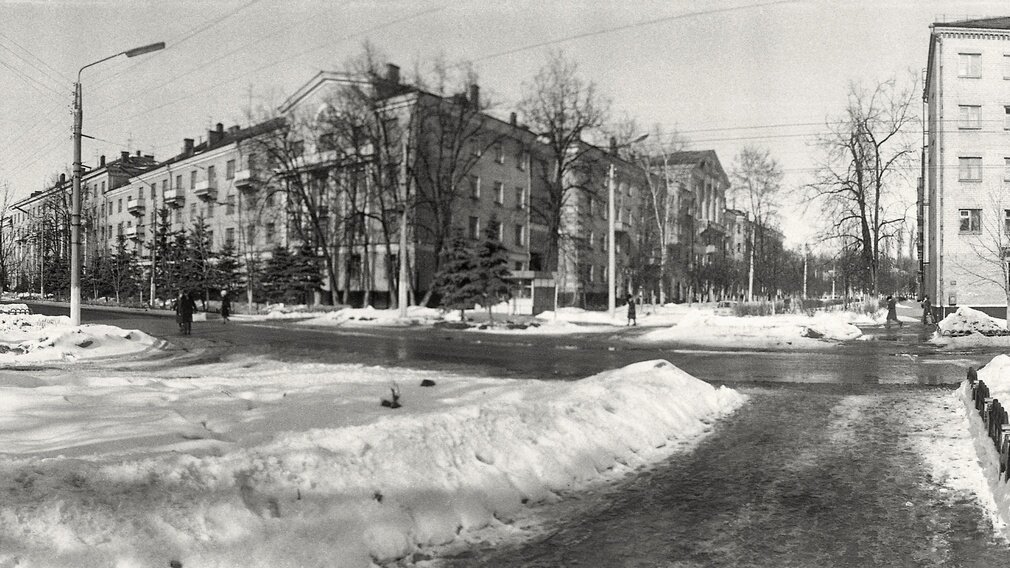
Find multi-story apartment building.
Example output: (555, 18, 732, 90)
(663, 150, 730, 302)
(8, 151, 157, 294)
(924, 16, 1010, 317)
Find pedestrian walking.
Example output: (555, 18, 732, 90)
(626, 294, 637, 326)
(920, 294, 931, 324)
(174, 292, 185, 333)
(220, 290, 231, 324)
(177, 291, 196, 335)
(885, 294, 901, 328)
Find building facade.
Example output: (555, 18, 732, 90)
(924, 17, 1010, 317)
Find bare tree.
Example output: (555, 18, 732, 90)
(409, 55, 503, 306)
(519, 50, 610, 279)
(806, 74, 918, 295)
(731, 146, 783, 298)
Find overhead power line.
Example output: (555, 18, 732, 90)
(473, 0, 797, 62)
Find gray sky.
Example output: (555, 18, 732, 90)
(1, 0, 1006, 247)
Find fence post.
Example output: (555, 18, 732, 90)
(968, 367, 978, 385)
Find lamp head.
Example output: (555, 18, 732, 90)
(125, 42, 165, 58)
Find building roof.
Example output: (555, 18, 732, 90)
(932, 16, 1010, 30)
(664, 149, 729, 186)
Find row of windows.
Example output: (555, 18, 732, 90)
(471, 141, 531, 171)
(956, 104, 1010, 129)
(466, 216, 525, 247)
(97, 222, 277, 246)
(957, 52, 1010, 79)
(467, 176, 527, 208)
(956, 156, 1010, 181)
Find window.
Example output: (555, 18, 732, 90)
(494, 143, 504, 164)
(518, 150, 529, 171)
(1004, 54, 1010, 79)
(515, 187, 525, 209)
(175, 175, 182, 189)
(1005, 158, 1010, 181)
(959, 53, 981, 78)
(190, 202, 197, 220)
(469, 175, 480, 199)
(589, 265, 594, 283)
(247, 224, 256, 244)
(226, 194, 236, 215)
(207, 165, 216, 185)
(101, 181, 105, 193)
(207, 230, 213, 245)
(1004, 106, 1010, 130)
(175, 209, 182, 223)
(587, 196, 594, 217)
(488, 220, 502, 240)
(1005, 210, 1010, 235)
(226, 159, 235, 180)
(470, 141, 482, 157)
(207, 203, 215, 218)
(117, 199, 123, 213)
(960, 209, 981, 233)
(514, 224, 524, 246)
(265, 222, 276, 242)
(959, 157, 982, 181)
(959, 105, 981, 129)
(494, 181, 504, 204)
(589, 231, 595, 248)
(468, 216, 480, 239)
(225, 227, 235, 247)
(117, 222, 123, 235)
(191, 171, 197, 189)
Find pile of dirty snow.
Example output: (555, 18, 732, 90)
(931, 307, 1010, 347)
(0, 314, 159, 362)
(0, 359, 744, 567)
(295, 305, 447, 327)
(634, 310, 863, 348)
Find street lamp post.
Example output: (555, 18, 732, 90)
(71, 41, 164, 326)
(608, 133, 648, 320)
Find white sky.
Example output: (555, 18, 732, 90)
(1, 0, 1007, 248)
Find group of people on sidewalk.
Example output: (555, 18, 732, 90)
(174, 289, 231, 335)
(884, 294, 934, 328)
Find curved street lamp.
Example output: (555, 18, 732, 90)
(71, 41, 164, 325)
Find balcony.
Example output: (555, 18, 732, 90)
(124, 226, 143, 241)
(126, 197, 145, 217)
(233, 169, 256, 190)
(193, 180, 217, 201)
(613, 220, 628, 234)
(163, 188, 185, 208)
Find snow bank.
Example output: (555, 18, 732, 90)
(634, 310, 863, 348)
(0, 314, 159, 363)
(0, 359, 744, 567)
(931, 307, 1010, 347)
(294, 305, 446, 327)
(958, 355, 1010, 539)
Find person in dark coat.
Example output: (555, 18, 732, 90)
(177, 292, 196, 335)
(885, 295, 901, 328)
(626, 294, 637, 326)
(921, 294, 933, 325)
(220, 290, 231, 324)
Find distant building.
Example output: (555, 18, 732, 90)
(923, 16, 1010, 317)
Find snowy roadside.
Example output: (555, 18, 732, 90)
(0, 313, 160, 363)
(957, 355, 1010, 540)
(0, 326, 746, 567)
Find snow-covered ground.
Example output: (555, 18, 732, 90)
(0, 315, 746, 567)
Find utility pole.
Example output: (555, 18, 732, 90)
(802, 244, 808, 299)
(607, 163, 616, 319)
(398, 137, 409, 318)
(747, 223, 754, 302)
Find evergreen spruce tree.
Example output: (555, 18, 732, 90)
(214, 240, 243, 294)
(432, 229, 482, 321)
(289, 242, 323, 305)
(262, 245, 295, 304)
(474, 226, 513, 321)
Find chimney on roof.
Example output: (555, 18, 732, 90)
(59, 173, 65, 184)
(121, 151, 130, 161)
(183, 138, 194, 156)
(136, 150, 141, 157)
(509, 112, 517, 127)
(228, 124, 240, 134)
(385, 63, 400, 84)
(209, 122, 225, 145)
(469, 84, 480, 108)
(609, 136, 617, 154)
(99, 155, 106, 167)
(144, 154, 153, 160)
